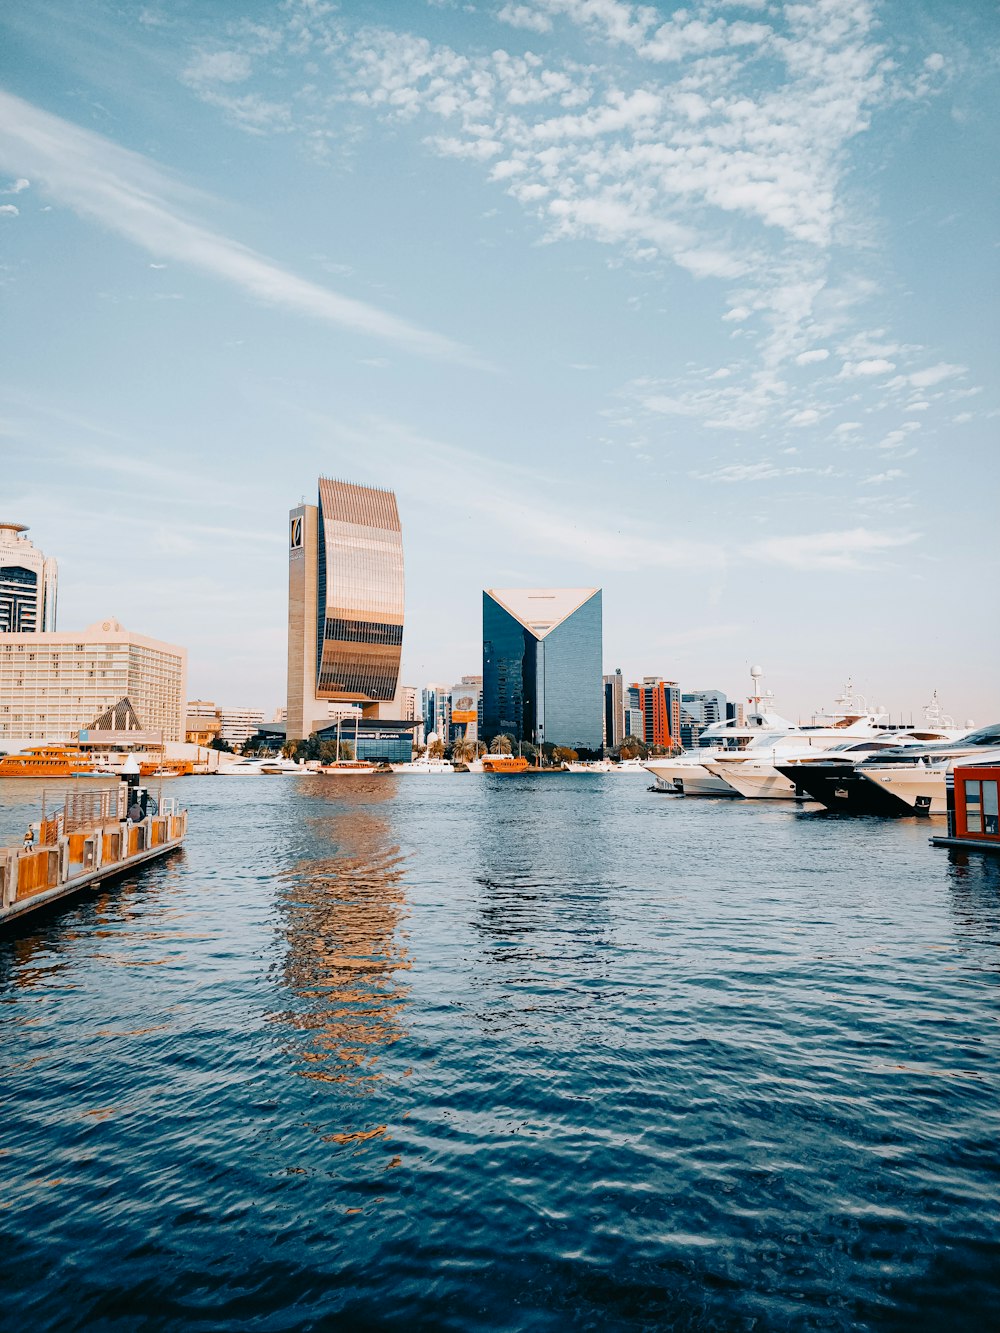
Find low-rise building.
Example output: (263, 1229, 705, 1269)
(185, 699, 222, 747)
(0, 618, 185, 747)
(219, 707, 266, 748)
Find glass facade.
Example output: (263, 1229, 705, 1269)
(482, 589, 602, 751)
(1, 522, 58, 634)
(314, 722, 414, 764)
(315, 479, 404, 702)
(0, 566, 38, 633)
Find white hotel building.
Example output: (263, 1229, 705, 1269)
(0, 618, 186, 748)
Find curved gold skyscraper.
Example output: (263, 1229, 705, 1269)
(287, 479, 404, 741)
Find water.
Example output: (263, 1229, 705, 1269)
(1, 775, 998, 1331)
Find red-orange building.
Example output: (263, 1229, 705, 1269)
(933, 764, 1000, 852)
(633, 677, 681, 749)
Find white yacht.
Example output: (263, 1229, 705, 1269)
(390, 755, 456, 774)
(790, 724, 1000, 816)
(644, 666, 799, 796)
(216, 758, 273, 776)
(701, 691, 970, 800)
(260, 758, 305, 775)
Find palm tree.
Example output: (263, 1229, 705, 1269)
(489, 734, 513, 755)
(452, 738, 475, 765)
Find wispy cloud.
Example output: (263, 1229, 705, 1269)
(0, 90, 483, 366)
(743, 527, 919, 572)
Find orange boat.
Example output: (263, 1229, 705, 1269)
(480, 754, 530, 773)
(138, 760, 193, 778)
(0, 746, 100, 778)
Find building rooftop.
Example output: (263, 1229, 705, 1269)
(486, 588, 600, 638)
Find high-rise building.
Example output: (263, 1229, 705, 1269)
(0, 618, 185, 746)
(0, 522, 58, 634)
(451, 676, 482, 742)
(421, 683, 451, 743)
(633, 677, 682, 749)
(287, 479, 404, 742)
(680, 689, 727, 748)
(482, 588, 602, 751)
(603, 669, 624, 750)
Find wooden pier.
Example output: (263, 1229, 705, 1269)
(0, 785, 187, 927)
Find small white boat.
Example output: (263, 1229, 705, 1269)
(390, 756, 456, 774)
(316, 761, 383, 776)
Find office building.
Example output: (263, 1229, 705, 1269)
(0, 522, 58, 634)
(603, 669, 624, 749)
(0, 618, 185, 747)
(287, 478, 404, 742)
(634, 677, 682, 749)
(482, 588, 602, 751)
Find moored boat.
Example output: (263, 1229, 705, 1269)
(478, 754, 530, 773)
(0, 745, 101, 778)
(776, 724, 1000, 816)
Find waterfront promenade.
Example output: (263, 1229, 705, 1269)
(1, 776, 998, 1330)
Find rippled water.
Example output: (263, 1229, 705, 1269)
(1, 774, 998, 1331)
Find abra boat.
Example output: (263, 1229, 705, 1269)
(0, 745, 101, 778)
(477, 754, 530, 774)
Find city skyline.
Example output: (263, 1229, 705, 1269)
(1, 0, 997, 722)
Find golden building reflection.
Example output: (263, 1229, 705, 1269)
(274, 779, 411, 1094)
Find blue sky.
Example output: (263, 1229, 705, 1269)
(1, 0, 997, 722)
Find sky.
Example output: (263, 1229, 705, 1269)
(1, 0, 997, 724)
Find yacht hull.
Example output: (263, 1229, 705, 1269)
(773, 762, 933, 816)
(645, 762, 740, 797)
(706, 764, 799, 800)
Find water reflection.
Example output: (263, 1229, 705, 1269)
(945, 849, 1000, 948)
(273, 777, 411, 1094)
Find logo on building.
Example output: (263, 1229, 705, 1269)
(290, 516, 303, 550)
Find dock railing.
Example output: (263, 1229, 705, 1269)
(0, 788, 187, 915)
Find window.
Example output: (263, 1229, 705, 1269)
(964, 779, 982, 833)
(984, 780, 999, 836)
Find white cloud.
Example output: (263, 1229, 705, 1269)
(0, 204, 19, 217)
(696, 460, 831, 483)
(498, 4, 554, 34)
(744, 527, 919, 571)
(0, 90, 482, 366)
(907, 361, 965, 388)
(924, 53, 945, 72)
(840, 357, 896, 377)
(183, 50, 254, 85)
(795, 348, 829, 365)
(789, 408, 821, 426)
(2, 177, 29, 194)
(863, 469, 904, 485)
(722, 306, 751, 322)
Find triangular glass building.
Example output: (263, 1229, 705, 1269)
(482, 588, 603, 752)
